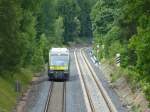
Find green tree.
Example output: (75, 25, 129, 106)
(91, 0, 119, 59)
(56, 0, 81, 42)
(54, 16, 64, 44)
(91, 0, 150, 103)
(36, 0, 57, 38)
(0, 0, 23, 71)
(32, 33, 49, 70)
(20, 10, 37, 66)
(77, 0, 95, 39)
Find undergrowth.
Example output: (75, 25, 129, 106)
(0, 68, 33, 112)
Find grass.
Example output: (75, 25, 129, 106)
(131, 105, 141, 112)
(0, 68, 33, 112)
(101, 59, 149, 110)
(0, 77, 16, 112)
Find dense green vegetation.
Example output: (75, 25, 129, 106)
(91, 0, 150, 105)
(0, 0, 149, 111)
(0, 0, 95, 73)
(0, 69, 32, 111)
(0, 0, 96, 111)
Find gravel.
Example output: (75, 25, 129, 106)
(84, 48, 128, 112)
(23, 47, 126, 112)
(25, 74, 51, 112)
(77, 50, 110, 112)
(47, 82, 64, 112)
(65, 50, 87, 112)
(24, 49, 87, 112)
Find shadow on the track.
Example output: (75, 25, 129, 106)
(32, 74, 79, 84)
(31, 76, 49, 85)
(68, 74, 79, 81)
(49, 79, 67, 82)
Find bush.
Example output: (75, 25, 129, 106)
(111, 67, 122, 82)
(124, 68, 141, 91)
(140, 81, 150, 105)
(108, 41, 124, 58)
(0, 68, 33, 111)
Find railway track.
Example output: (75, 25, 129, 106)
(74, 48, 117, 112)
(44, 82, 66, 112)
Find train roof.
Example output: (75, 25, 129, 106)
(49, 48, 69, 55)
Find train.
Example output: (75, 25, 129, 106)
(48, 48, 70, 81)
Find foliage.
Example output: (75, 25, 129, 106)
(54, 16, 64, 44)
(0, 0, 23, 71)
(0, 0, 89, 73)
(129, 22, 150, 76)
(36, 0, 57, 38)
(91, 0, 150, 104)
(56, 0, 81, 42)
(76, 0, 95, 38)
(0, 0, 94, 111)
(0, 68, 33, 111)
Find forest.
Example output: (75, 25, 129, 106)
(91, 0, 150, 104)
(0, 0, 96, 111)
(0, 0, 150, 111)
(0, 0, 96, 73)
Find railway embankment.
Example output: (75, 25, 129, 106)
(0, 68, 33, 112)
(0, 67, 46, 112)
(101, 61, 150, 112)
(15, 67, 49, 112)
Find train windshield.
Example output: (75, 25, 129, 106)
(50, 55, 69, 66)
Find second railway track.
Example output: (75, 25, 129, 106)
(44, 82, 66, 112)
(74, 48, 117, 112)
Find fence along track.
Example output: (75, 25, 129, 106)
(80, 48, 117, 112)
(44, 82, 66, 112)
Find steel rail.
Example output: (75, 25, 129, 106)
(62, 82, 66, 112)
(44, 82, 54, 112)
(74, 49, 95, 112)
(44, 82, 66, 112)
(80, 48, 117, 112)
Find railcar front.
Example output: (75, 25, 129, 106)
(48, 48, 70, 81)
